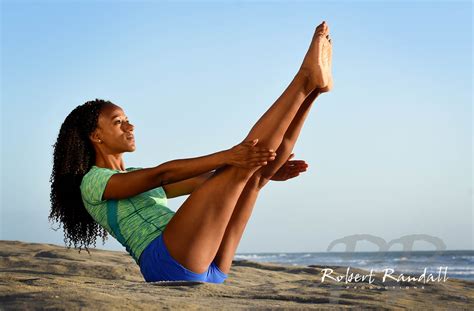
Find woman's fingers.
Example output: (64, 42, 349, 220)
(251, 151, 276, 160)
(249, 157, 276, 165)
(257, 147, 274, 152)
(256, 149, 275, 156)
(247, 138, 259, 146)
(255, 155, 275, 161)
(248, 144, 274, 154)
(288, 160, 307, 165)
(285, 164, 307, 171)
(291, 164, 307, 171)
(289, 161, 308, 169)
(283, 165, 307, 176)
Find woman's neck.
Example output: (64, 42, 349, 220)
(94, 153, 126, 171)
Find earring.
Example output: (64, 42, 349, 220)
(98, 139, 102, 143)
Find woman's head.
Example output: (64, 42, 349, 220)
(49, 99, 119, 253)
(89, 102, 135, 155)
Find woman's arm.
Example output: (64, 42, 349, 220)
(163, 171, 214, 198)
(102, 139, 276, 200)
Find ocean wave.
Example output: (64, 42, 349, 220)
(449, 271, 474, 275)
(234, 252, 473, 280)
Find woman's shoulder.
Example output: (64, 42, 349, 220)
(80, 166, 141, 205)
(80, 166, 165, 204)
(85, 165, 143, 173)
(82, 166, 143, 186)
(83, 165, 116, 180)
(81, 166, 145, 193)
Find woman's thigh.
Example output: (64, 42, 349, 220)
(162, 165, 258, 274)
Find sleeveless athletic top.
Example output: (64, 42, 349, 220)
(80, 165, 176, 264)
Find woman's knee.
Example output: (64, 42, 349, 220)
(245, 170, 270, 190)
(228, 165, 260, 181)
(219, 165, 269, 188)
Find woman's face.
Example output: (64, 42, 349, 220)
(92, 103, 135, 153)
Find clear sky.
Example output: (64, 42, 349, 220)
(1, 0, 472, 253)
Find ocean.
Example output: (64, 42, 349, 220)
(234, 250, 474, 281)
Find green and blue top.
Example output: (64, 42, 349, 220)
(80, 166, 175, 264)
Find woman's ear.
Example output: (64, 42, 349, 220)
(89, 130, 102, 144)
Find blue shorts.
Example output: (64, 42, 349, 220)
(139, 234, 228, 284)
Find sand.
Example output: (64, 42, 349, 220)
(0, 240, 472, 310)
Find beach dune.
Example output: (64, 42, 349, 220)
(0, 240, 472, 310)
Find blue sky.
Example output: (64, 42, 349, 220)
(1, 0, 472, 253)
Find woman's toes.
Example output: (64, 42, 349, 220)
(323, 23, 330, 35)
(316, 21, 327, 33)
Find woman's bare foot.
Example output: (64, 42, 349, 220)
(318, 30, 333, 93)
(299, 21, 333, 93)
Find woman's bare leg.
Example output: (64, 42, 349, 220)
(162, 22, 332, 274)
(213, 25, 334, 273)
(214, 30, 333, 273)
(240, 25, 331, 152)
(213, 89, 321, 274)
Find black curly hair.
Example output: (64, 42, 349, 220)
(49, 99, 114, 254)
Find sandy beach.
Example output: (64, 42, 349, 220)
(0, 240, 472, 310)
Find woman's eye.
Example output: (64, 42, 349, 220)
(115, 119, 129, 125)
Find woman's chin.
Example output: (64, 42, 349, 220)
(125, 144, 136, 152)
(126, 140, 136, 151)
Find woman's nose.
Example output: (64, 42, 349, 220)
(123, 121, 134, 131)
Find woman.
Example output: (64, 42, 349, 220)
(49, 21, 332, 284)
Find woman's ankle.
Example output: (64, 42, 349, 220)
(295, 69, 318, 96)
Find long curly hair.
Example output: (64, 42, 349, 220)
(49, 99, 113, 254)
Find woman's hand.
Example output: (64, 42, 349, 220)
(227, 139, 277, 168)
(270, 154, 308, 181)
